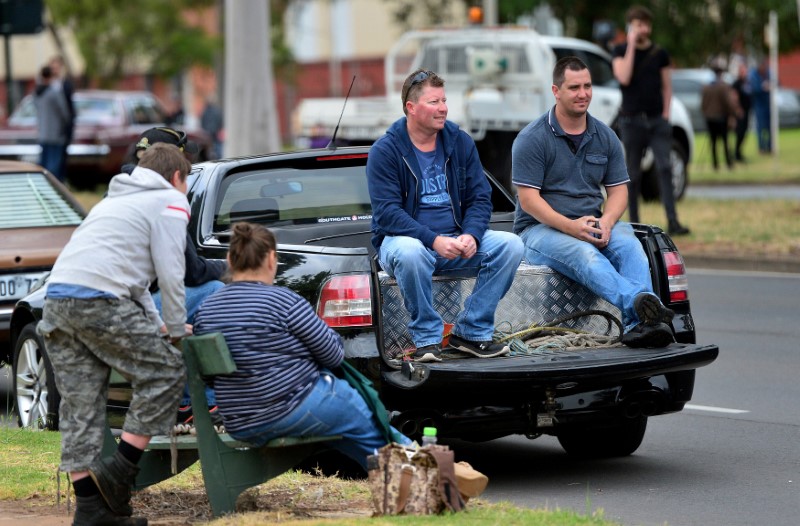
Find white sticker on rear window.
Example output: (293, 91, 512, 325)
(317, 214, 372, 223)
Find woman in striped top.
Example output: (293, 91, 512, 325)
(193, 222, 410, 470)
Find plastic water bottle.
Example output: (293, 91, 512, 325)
(421, 426, 438, 446)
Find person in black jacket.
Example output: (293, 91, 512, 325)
(48, 56, 75, 183)
(123, 127, 227, 412)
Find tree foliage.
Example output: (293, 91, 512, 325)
(385, 0, 800, 67)
(46, 0, 220, 86)
(381, 0, 458, 30)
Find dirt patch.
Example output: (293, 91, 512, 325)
(0, 476, 373, 525)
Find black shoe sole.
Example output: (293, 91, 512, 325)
(634, 294, 674, 326)
(449, 337, 509, 358)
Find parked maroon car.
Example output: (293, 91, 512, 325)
(0, 90, 214, 188)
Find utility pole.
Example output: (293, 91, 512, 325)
(223, 0, 280, 157)
(483, 0, 497, 26)
(766, 11, 778, 155)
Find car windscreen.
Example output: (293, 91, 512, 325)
(0, 172, 84, 228)
(213, 165, 372, 232)
(75, 98, 121, 125)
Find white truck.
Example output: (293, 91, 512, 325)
(293, 27, 694, 201)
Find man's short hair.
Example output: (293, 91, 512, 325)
(401, 69, 445, 115)
(626, 5, 653, 24)
(553, 56, 589, 88)
(137, 143, 191, 183)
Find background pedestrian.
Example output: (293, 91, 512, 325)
(34, 65, 71, 183)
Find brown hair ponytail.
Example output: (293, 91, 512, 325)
(228, 222, 276, 272)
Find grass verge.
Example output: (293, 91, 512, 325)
(0, 427, 619, 525)
(633, 198, 800, 258)
(690, 128, 800, 185)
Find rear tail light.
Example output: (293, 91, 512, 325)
(663, 251, 689, 303)
(317, 274, 373, 327)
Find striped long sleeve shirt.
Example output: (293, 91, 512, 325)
(193, 281, 344, 435)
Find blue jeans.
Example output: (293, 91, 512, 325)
(231, 370, 412, 471)
(154, 280, 225, 405)
(520, 222, 653, 332)
(379, 230, 524, 347)
(753, 104, 771, 152)
(618, 115, 677, 225)
(40, 143, 66, 183)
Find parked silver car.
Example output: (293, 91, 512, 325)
(671, 68, 800, 132)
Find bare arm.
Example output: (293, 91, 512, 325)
(602, 184, 628, 229)
(612, 30, 639, 86)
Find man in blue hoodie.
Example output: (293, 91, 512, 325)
(367, 69, 523, 362)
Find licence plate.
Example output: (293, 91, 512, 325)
(0, 272, 48, 301)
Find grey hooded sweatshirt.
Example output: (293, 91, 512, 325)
(48, 166, 189, 336)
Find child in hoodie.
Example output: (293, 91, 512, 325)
(40, 143, 191, 525)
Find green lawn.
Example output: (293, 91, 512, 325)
(0, 427, 619, 526)
(690, 128, 800, 185)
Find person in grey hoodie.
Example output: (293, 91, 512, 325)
(34, 65, 72, 182)
(39, 143, 192, 526)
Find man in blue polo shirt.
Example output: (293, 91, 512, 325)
(512, 56, 674, 348)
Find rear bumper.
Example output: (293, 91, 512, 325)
(383, 361, 710, 441)
(382, 343, 718, 397)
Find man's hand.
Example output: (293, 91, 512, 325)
(161, 324, 193, 346)
(456, 234, 477, 259)
(433, 236, 467, 260)
(576, 216, 609, 248)
(626, 24, 639, 47)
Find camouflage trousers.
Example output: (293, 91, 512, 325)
(40, 297, 185, 473)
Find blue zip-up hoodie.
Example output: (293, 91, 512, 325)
(367, 117, 492, 253)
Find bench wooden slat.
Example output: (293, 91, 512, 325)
(145, 433, 339, 451)
(187, 332, 238, 376)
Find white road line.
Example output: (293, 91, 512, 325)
(684, 404, 749, 414)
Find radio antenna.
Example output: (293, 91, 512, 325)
(327, 75, 356, 150)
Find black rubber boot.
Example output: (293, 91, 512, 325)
(88, 451, 140, 517)
(72, 494, 147, 526)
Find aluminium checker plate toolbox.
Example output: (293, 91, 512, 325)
(378, 263, 621, 359)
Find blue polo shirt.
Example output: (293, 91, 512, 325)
(511, 107, 629, 235)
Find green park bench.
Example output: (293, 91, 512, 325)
(102, 332, 340, 517)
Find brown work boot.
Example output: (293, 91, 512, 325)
(72, 494, 147, 526)
(88, 451, 140, 516)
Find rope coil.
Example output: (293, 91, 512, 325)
(494, 310, 624, 356)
